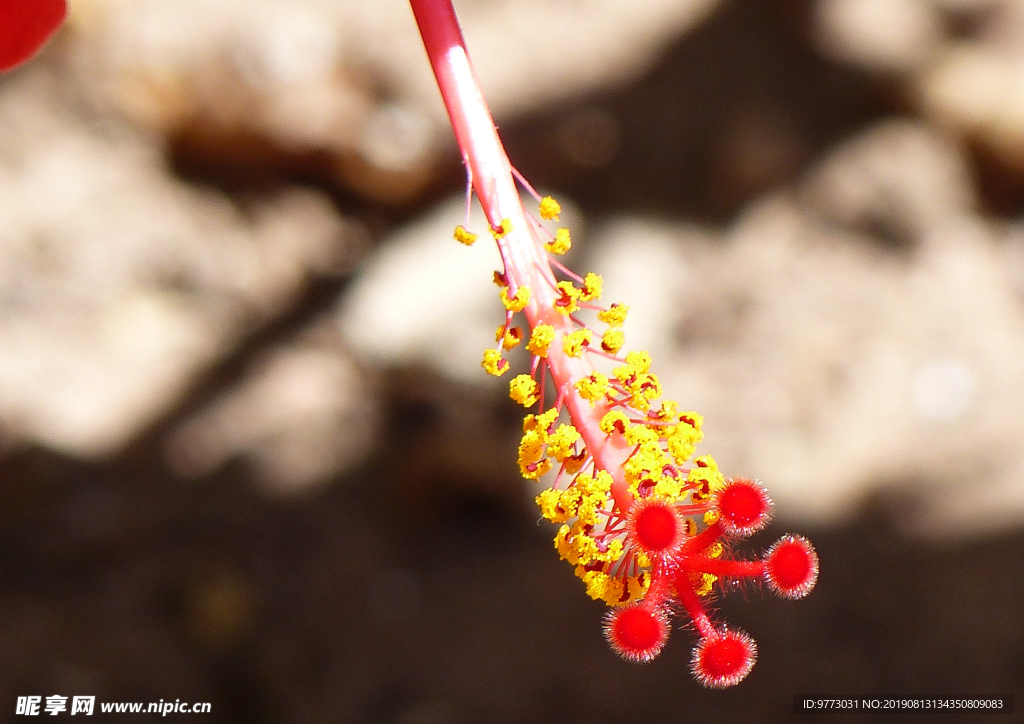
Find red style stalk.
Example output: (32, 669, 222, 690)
(410, 0, 818, 686)
(409, 0, 635, 511)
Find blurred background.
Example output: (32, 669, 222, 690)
(2, 0, 1023, 720)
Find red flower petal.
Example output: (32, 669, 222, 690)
(0, 0, 67, 72)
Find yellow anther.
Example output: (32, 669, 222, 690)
(523, 408, 558, 435)
(625, 424, 658, 447)
(558, 487, 583, 519)
(624, 350, 652, 374)
(509, 374, 539, 407)
(539, 196, 561, 221)
(520, 457, 552, 480)
(495, 325, 523, 350)
(625, 573, 651, 603)
(545, 228, 572, 255)
(481, 348, 509, 376)
(563, 329, 592, 357)
(536, 488, 569, 522)
(526, 324, 555, 357)
(688, 456, 725, 497)
(581, 570, 626, 605)
(554, 281, 581, 315)
(694, 573, 717, 597)
(648, 401, 679, 422)
(678, 411, 703, 430)
(547, 424, 580, 461)
(592, 470, 614, 495)
(562, 451, 587, 475)
(666, 421, 702, 464)
(554, 524, 576, 563)
(501, 286, 530, 312)
(454, 225, 478, 246)
(601, 329, 624, 354)
(629, 373, 661, 412)
(624, 443, 668, 487)
(597, 303, 629, 328)
(519, 429, 545, 461)
(575, 372, 610, 404)
(490, 218, 512, 239)
(600, 410, 629, 436)
(580, 272, 603, 302)
(652, 474, 684, 500)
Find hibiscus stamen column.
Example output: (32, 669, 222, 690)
(409, 0, 819, 687)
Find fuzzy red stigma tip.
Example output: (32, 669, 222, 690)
(716, 478, 773, 537)
(604, 604, 669, 663)
(764, 535, 818, 599)
(0, 0, 66, 72)
(691, 628, 757, 688)
(627, 499, 684, 555)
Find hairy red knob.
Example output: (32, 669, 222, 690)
(764, 535, 818, 599)
(715, 478, 772, 537)
(627, 498, 684, 555)
(604, 604, 669, 663)
(691, 628, 757, 688)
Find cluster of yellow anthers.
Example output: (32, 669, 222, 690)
(456, 194, 726, 607)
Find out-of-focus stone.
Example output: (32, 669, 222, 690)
(814, 0, 946, 74)
(58, 0, 722, 202)
(919, 41, 1024, 168)
(813, 0, 1024, 175)
(165, 326, 377, 494)
(801, 118, 975, 241)
(0, 71, 352, 457)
